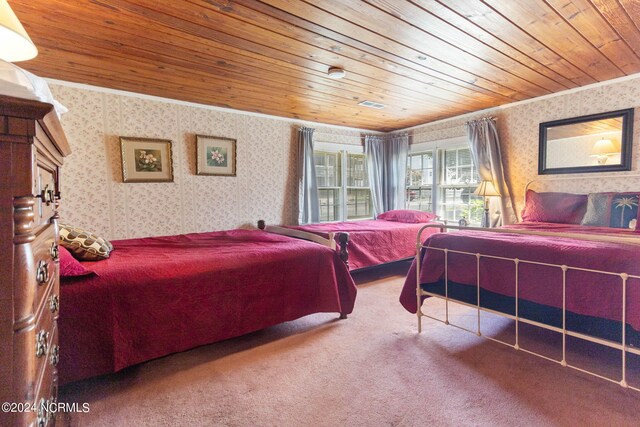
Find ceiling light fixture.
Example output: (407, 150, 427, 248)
(0, 0, 38, 62)
(327, 67, 346, 79)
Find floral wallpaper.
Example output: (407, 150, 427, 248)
(397, 76, 640, 219)
(51, 75, 640, 239)
(50, 84, 365, 240)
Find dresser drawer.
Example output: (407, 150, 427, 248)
(33, 295, 59, 396)
(32, 226, 59, 320)
(12, 224, 58, 326)
(33, 163, 58, 231)
(11, 278, 58, 409)
(33, 324, 59, 427)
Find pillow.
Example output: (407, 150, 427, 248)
(377, 209, 438, 223)
(59, 224, 113, 261)
(521, 190, 587, 224)
(581, 193, 614, 227)
(59, 245, 95, 277)
(609, 193, 639, 229)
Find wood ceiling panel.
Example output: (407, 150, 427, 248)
(9, 0, 640, 131)
(545, 0, 640, 74)
(591, 0, 640, 59)
(481, 0, 623, 80)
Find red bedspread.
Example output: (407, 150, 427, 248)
(288, 220, 440, 270)
(60, 229, 356, 384)
(400, 222, 640, 331)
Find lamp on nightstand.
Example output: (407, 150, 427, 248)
(0, 0, 38, 62)
(474, 180, 500, 228)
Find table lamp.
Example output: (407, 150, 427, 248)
(0, 0, 37, 62)
(474, 180, 500, 228)
(590, 138, 617, 165)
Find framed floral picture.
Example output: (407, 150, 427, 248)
(120, 137, 174, 183)
(196, 135, 237, 176)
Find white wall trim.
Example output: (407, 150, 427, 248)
(410, 135, 467, 152)
(315, 141, 364, 153)
(393, 72, 640, 134)
(45, 78, 382, 135)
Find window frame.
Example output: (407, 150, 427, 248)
(407, 136, 482, 225)
(315, 141, 373, 223)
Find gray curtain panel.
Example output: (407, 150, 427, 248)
(364, 135, 386, 217)
(365, 133, 409, 217)
(297, 127, 319, 224)
(385, 133, 409, 211)
(466, 118, 517, 225)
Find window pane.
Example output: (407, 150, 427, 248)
(318, 188, 341, 222)
(406, 186, 432, 212)
(347, 188, 372, 220)
(314, 151, 341, 188)
(406, 151, 434, 210)
(437, 146, 481, 225)
(458, 148, 472, 166)
(347, 153, 368, 187)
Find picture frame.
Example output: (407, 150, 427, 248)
(196, 135, 237, 176)
(120, 137, 174, 183)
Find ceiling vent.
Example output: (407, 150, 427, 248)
(358, 100, 385, 109)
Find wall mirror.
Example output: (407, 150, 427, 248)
(539, 108, 634, 174)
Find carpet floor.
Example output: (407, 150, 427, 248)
(59, 264, 640, 426)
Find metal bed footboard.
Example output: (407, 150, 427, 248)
(414, 223, 640, 391)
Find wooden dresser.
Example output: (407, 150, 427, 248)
(0, 96, 71, 427)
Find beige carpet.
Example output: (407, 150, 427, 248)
(59, 264, 640, 426)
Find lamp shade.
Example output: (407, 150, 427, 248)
(0, 0, 37, 62)
(474, 180, 500, 197)
(590, 138, 617, 156)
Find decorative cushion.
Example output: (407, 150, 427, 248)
(59, 224, 113, 261)
(521, 190, 587, 224)
(59, 245, 95, 277)
(377, 209, 438, 223)
(609, 193, 639, 229)
(581, 193, 614, 227)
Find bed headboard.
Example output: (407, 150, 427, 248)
(519, 174, 640, 221)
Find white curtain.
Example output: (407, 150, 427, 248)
(297, 127, 319, 224)
(466, 118, 517, 225)
(365, 133, 409, 217)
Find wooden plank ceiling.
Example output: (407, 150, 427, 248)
(10, 0, 640, 131)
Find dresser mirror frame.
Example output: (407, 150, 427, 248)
(538, 108, 634, 175)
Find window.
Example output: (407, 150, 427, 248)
(406, 151, 434, 212)
(438, 147, 482, 225)
(315, 151, 341, 222)
(315, 147, 372, 222)
(406, 143, 483, 225)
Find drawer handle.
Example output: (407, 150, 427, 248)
(36, 260, 49, 285)
(35, 330, 49, 358)
(50, 242, 59, 261)
(49, 294, 59, 313)
(37, 184, 56, 206)
(50, 345, 59, 366)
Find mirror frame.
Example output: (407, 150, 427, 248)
(538, 108, 634, 175)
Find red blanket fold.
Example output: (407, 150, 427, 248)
(400, 222, 640, 331)
(287, 220, 440, 270)
(59, 229, 356, 384)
